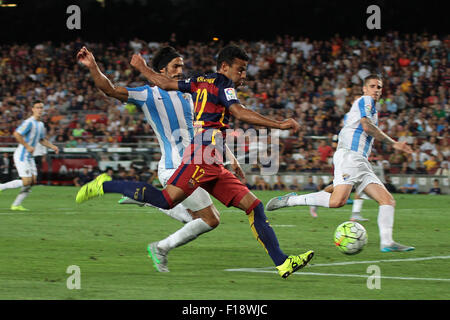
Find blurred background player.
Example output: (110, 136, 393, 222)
(266, 74, 415, 252)
(76, 45, 241, 272)
(0, 101, 59, 210)
(77, 45, 314, 279)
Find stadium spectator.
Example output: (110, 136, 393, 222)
(272, 176, 287, 191)
(302, 176, 318, 191)
(399, 177, 419, 194)
(138, 166, 157, 184)
(428, 179, 441, 195)
(254, 176, 271, 190)
(423, 155, 439, 174)
(317, 140, 333, 164)
(73, 167, 93, 187)
(0, 32, 448, 180)
(435, 162, 450, 176)
(383, 176, 397, 193)
(317, 177, 329, 190)
(288, 177, 300, 191)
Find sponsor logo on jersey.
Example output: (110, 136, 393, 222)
(224, 88, 237, 101)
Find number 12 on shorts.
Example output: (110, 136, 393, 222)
(192, 165, 205, 183)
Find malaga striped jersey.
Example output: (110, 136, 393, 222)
(337, 95, 378, 158)
(14, 116, 46, 162)
(126, 85, 195, 170)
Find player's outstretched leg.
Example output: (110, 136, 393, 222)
(244, 197, 314, 278)
(75, 173, 112, 203)
(118, 196, 193, 223)
(266, 190, 331, 211)
(76, 174, 176, 210)
(0, 179, 23, 192)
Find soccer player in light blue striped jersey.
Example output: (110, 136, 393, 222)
(77, 46, 241, 271)
(266, 74, 415, 252)
(0, 101, 59, 210)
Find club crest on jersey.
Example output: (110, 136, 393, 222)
(342, 173, 350, 181)
(188, 178, 196, 188)
(224, 88, 237, 101)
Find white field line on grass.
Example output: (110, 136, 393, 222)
(225, 255, 450, 282)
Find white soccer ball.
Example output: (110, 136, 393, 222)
(334, 221, 368, 255)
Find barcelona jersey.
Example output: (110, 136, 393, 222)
(178, 73, 240, 145)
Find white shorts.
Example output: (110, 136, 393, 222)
(332, 148, 383, 195)
(13, 153, 37, 178)
(158, 167, 213, 212)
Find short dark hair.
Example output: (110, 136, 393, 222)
(216, 45, 249, 70)
(363, 74, 382, 85)
(152, 46, 181, 72)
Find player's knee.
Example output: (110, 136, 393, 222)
(329, 197, 346, 208)
(205, 215, 220, 229)
(380, 197, 395, 207)
(192, 205, 220, 228)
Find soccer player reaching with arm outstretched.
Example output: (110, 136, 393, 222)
(78, 45, 314, 278)
(76, 46, 242, 272)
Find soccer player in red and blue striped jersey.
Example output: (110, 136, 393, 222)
(78, 45, 314, 278)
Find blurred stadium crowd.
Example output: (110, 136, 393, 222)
(0, 31, 449, 179)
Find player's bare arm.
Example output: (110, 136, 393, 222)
(40, 138, 59, 154)
(360, 117, 413, 154)
(229, 103, 300, 132)
(225, 144, 244, 179)
(77, 46, 128, 102)
(13, 131, 34, 154)
(130, 53, 179, 91)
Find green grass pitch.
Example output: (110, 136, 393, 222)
(0, 186, 449, 300)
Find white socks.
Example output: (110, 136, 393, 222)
(159, 204, 193, 224)
(157, 218, 213, 252)
(352, 199, 364, 213)
(378, 205, 394, 246)
(287, 191, 331, 208)
(0, 179, 23, 191)
(12, 186, 31, 207)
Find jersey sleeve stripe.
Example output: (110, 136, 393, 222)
(358, 98, 367, 118)
(16, 121, 32, 136)
(126, 85, 149, 107)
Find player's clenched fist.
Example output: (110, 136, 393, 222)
(279, 118, 300, 133)
(76, 46, 96, 68)
(130, 54, 147, 71)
